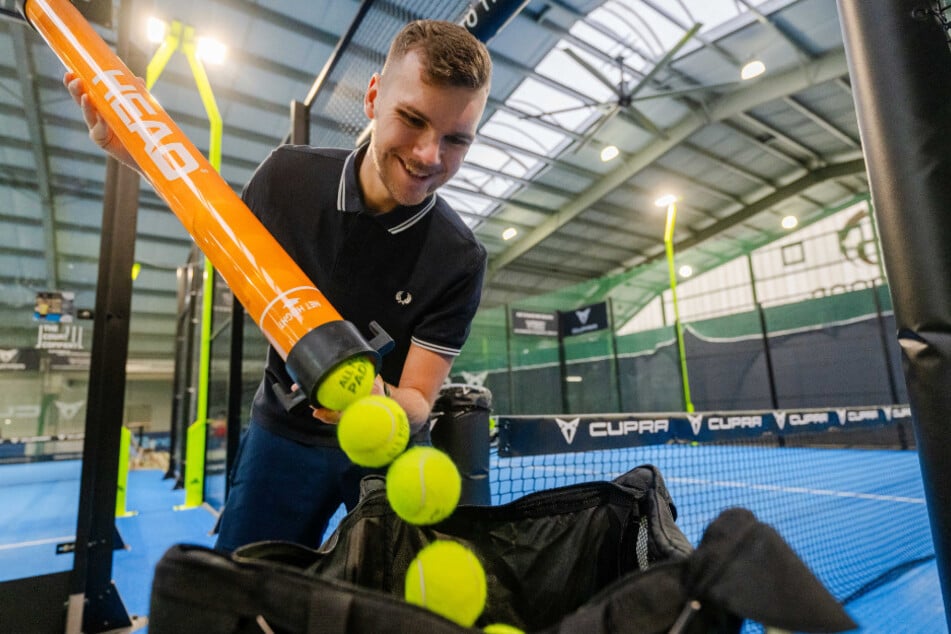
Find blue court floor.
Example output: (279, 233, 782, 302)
(0, 463, 217, 625)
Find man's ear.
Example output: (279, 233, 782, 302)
(364, 73, 381, 119)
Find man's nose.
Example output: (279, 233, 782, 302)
(413, 130, 441, 165)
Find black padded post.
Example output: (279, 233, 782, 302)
(838, 1, 951, 625)
(431, 385, 493, 505)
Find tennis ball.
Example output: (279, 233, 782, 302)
(386, 446, 461, 525)
(315, 355, 374, 411)
(484, 625, 525, 634)
(404, 540, 487, 626)
(337, 395, 410, 467)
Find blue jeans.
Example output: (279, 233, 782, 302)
(214, 421, 382, 553)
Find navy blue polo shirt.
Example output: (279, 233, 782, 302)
(242, 144, 487, 446)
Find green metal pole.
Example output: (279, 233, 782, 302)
(175, 25, 223, 510)
(664, 202, 694, 413)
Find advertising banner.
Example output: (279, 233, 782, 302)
(497, 405, 913, 456)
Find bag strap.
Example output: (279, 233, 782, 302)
(233, 540, 323, 570)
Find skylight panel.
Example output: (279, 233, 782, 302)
(505, 75, 600, 131)
(589, 2, 667, 58)
(569, 19, 651, 73)
(480, 110, 569, 155)
(451, 166, 521, 200)
(465, 143, 535, 179)
(440, 189, 496, 227)
(580, 0, 774, 61)
(673, 0, 752, 35)
(614, 3, 688, 55)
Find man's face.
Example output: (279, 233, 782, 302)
(362, 49, 487, 212)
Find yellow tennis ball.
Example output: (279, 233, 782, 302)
(386, 446, 461, 525)
(404, 540, 487, 627)
(337, 395, 410, 467)
(483, 625, 525, 634)
(315, 355, 374, 411)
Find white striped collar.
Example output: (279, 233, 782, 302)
(336, 144, 438, 234)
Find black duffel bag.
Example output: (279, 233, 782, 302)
(149, 465, 855, 633)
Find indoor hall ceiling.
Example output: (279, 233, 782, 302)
(0, 0, 867, 362)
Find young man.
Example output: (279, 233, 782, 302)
(65, 19, 492, 551)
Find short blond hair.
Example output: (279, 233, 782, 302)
(384, 20, 492, 90)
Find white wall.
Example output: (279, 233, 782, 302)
(619, 199, 882, 332)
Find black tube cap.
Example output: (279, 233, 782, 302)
(285, 319, 393, 409)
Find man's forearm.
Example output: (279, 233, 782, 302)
(384, 382, 434, 432)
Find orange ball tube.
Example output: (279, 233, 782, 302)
(22, 0, 381, 407)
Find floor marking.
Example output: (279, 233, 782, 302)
(0, 535, 74, 551)
(668, 476, 925, 504)
(508, 464, 925, 505)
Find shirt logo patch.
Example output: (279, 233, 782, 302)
(395, 291, 413, 306)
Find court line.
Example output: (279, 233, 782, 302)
(0, 535, 73, 551)
(508, 465, 925, 504)
(668, 476, 925, 504)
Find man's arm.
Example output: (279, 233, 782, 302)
(385, 344, 453, 431)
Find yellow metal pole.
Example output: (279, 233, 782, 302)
(145, 21, 181, 90)
(176, 25, 224, 510)
(664, 202, 694, 413)
(114, 425, 137, 517)
(146, 21, 223, 510)
(181, 26, 222, 171)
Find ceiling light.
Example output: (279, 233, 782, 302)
(741, 59, 766, 80)
(655, 194, 678, 208)
(600, 145, 619, 162)
(679, 264, 693, 278)
(502, 227, 518, 241)
(197, 36, 227, 65)
(565, 375, 583, 383)
(146, 16, 167, 44)
(781, 215, 798, 230)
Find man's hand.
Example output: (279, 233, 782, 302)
(292, 377, 386, 425)
(63, 70, 137, 168)
(311, 406, 342, 425)
(316, 347, 451, 432)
